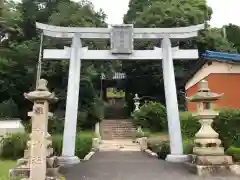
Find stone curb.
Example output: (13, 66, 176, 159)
(82, 137, 101, 161)
(136, 137, 158, 158)
(142, 149, 158, 157)
(83, 151, 97, 161)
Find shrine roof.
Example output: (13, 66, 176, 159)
(202, 51, 240, 62)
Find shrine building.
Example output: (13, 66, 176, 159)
(185, 51, 240, 112)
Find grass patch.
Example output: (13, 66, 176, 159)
(79, 131, 95, 137)
(147, 131, 169, 145)
(149, 131, 168, 137)
(107, 91, 125, 98)
(0, 160, 16, 180)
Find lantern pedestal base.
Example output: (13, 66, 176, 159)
(185, 154, 240, 176)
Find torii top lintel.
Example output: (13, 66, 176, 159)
(36, 22, 204, 39)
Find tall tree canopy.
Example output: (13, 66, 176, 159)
(123, 0, 237, 111)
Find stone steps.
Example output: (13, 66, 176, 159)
(100, 120, 136, 140)
(99, 140, 140, 151)
(104, 106, 128, 119)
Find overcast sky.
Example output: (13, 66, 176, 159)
(86, 0, 240, 27)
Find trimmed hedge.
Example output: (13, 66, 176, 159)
(226, 146, 240, 162)
(180, 109, 240, 149)
(214, 109, 240, 149)
(180, 112, 200, 139)
(0, 132, 93, 160)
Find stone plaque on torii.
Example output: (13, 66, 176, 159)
(111, 24, 134, 54)
(36, 22, 204, 164)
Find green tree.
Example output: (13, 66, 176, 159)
(225, 24, 240, 52)
(123, 0, 236, 111)
(197, 27, 237, 53)
(124, 0, 212, 27)
(0, 0, 109, 126)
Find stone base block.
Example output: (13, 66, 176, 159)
(165, 154, 189, 163)
(230, 164, 240, 175)
(185, 162, 239, 176)
(46, 177, 60, 180)
(58, 156, 80, 166)
(189, 154, 233, 165)
(9, 167, 30, 178)
(23, 176, 61, 180)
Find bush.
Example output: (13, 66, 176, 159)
(0, 133, 28, 159)
(131, 101, 167, 132)
(135, 131, 150, 139)
(147, 139, 194, 160)
(183, 139, 194, 154)
(78, 98, 105, 130)
(156, 141, 170, 159)
(51, 132, 94, 159)
(48, 116, 65, 135)
(75, 132, 93, 159)
(180, 112, 200, 139)
(51, 134, 63, 156)
(0, 132, 94, 160)
(213, 109, 240, 149)
(226, 146, 240, 162)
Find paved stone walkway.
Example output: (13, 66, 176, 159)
(61, 151, 239, 180)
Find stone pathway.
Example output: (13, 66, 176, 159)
(99, 140, 140, 151)
(61, 151, 239, 180)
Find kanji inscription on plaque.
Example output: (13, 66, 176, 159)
(111, 24, 133, 54)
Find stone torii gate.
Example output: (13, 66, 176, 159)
(36, 22, 204, 165)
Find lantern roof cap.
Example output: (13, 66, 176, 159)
(187, 80, 223, 102)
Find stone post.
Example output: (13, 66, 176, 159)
(95, 122, 101, 139)
(61, 33, 82, 165)
(24, 79, 58, 180)
(161, 37, 188, 162)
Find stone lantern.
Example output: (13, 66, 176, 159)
(133, 94, 140, 112)
(186, 79, 235, 176)
(10, 79, 60, 180)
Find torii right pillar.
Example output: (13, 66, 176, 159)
(162, 36, 189, 162)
